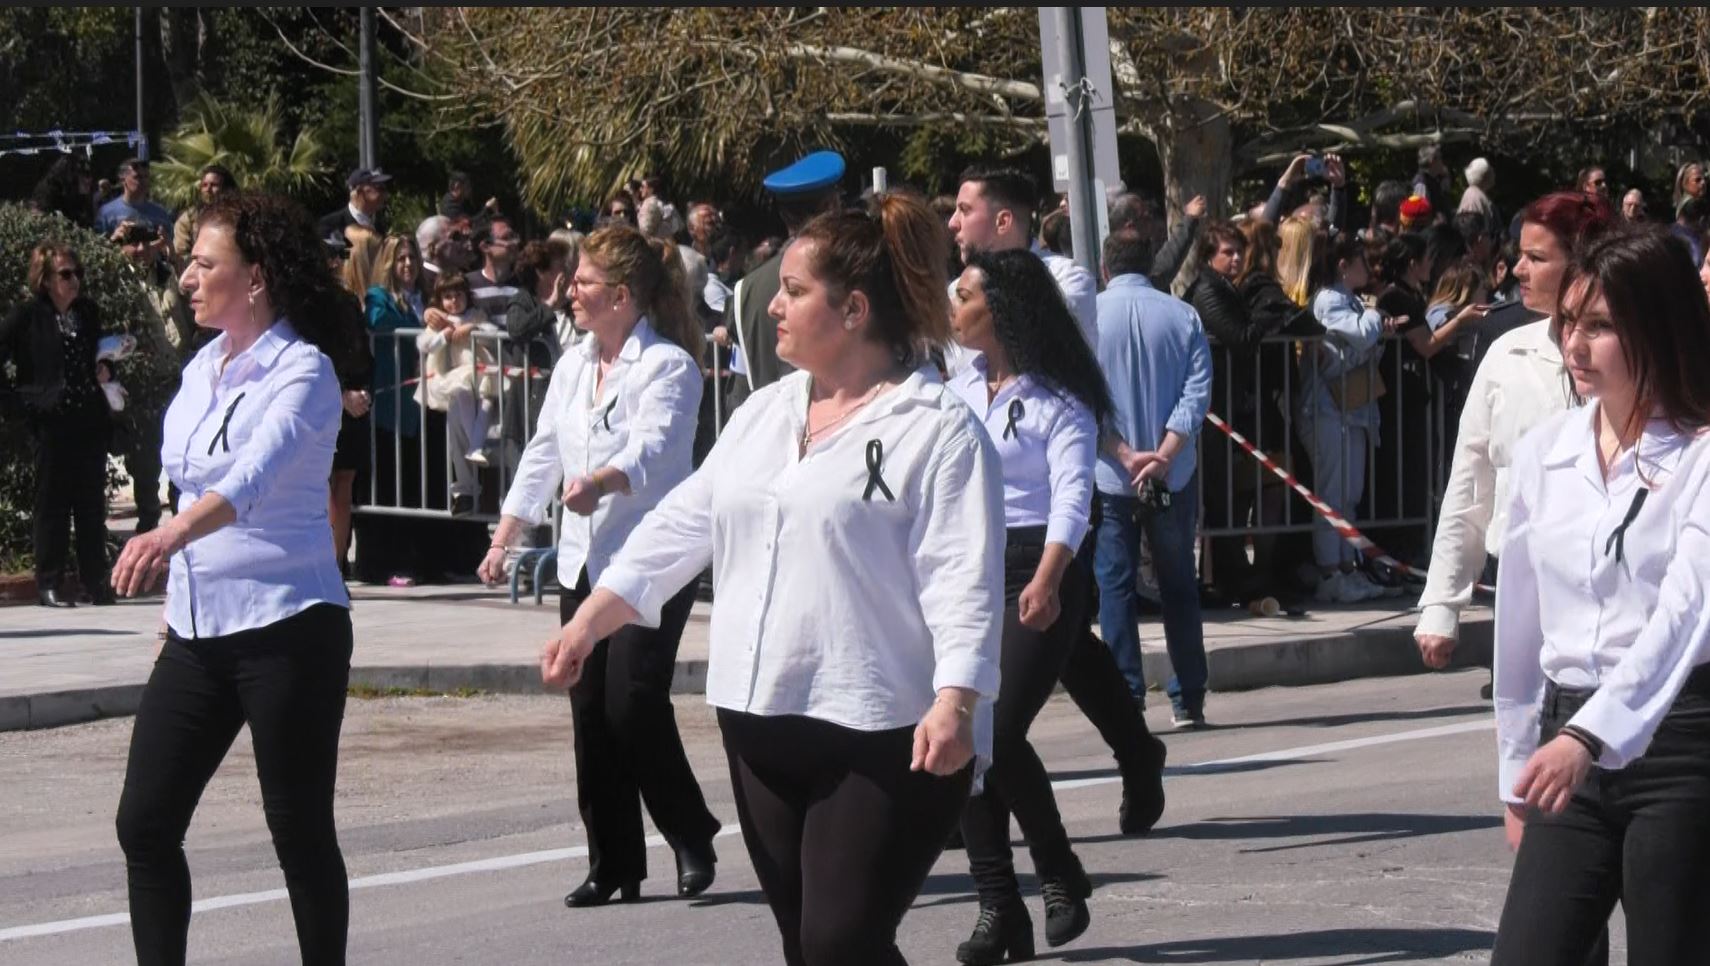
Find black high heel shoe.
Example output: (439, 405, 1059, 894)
(675, 840, 717, 898)
(564, 877, 640, 908)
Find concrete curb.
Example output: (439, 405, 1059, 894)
(3, 619, 1487, 733)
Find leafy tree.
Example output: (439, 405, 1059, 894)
(322, 8, 1710, 223)
(152, 95, 333, 207)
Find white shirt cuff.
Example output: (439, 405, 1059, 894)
(932, 651, 999, 700)
(594, 564, 665, 629)
(1414, 605, 1461, 641)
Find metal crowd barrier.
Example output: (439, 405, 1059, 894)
(1197, 332, 1453, 551)
(357, 327, 553, 528)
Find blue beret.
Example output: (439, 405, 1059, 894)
(763, 150, 845, 197)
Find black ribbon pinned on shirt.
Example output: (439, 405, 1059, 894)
(1604, 487, 1649, 565)
(1002, 399, 1024, 440)
(206, 392, 246, 456)
(863, 438, 894, 502)
(598, 396, 617, 432)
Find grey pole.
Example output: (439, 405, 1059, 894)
(358, 7, 378, 169)
(1053, 7, 1099, 278)
(134, 7, 148, 161)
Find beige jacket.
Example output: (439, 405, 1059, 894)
(1415, 320, 1574, 639)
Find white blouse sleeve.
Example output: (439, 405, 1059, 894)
(910, 422, 1005, 699)
(1416, 361, 1500, 639)
(1043, 397, 1096, 550)
(1493, 435, 1547, 805)
(500, 358, 572, 524)
(1570, 465, 1710, 768)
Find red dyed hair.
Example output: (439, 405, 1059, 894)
(1521, 191, 1615, 253)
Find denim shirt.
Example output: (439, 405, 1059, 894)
(1092, 274, 1212, 495)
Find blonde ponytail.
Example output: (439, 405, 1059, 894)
(580, 225, 705, 363)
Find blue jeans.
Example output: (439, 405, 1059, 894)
(1094, 479, 1207, 715)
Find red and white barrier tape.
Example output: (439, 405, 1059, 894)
(1204, 411, 1494, 595)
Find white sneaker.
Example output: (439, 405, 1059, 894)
(465, 449, 490, 467)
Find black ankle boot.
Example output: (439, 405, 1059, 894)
(955, 898, 1034, 965)
(1040, 870, 1091, 948)
(1119, 738, 1167, 835)
(563, 876, 640, 908)
(674, 840, 716, 898)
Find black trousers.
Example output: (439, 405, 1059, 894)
(963, 528, 1090, 903)
(1491, 667, 1710, 966)
(115, 604, 353, 966)
(719, 709, 972, 966)
(32, 415, 110, 588)
(1059, 507, 1167, 775)
(561, 571, 718, 884)
(126, 413, 164, 532)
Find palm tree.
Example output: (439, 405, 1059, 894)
(153, 95, 332, 206)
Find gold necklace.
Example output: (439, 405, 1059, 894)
(800, 379, 885, 452)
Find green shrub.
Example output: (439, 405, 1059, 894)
(0, 203, 181, 572)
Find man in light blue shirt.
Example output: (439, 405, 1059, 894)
(95, 158, 175, 237)
(1094, 229, 1213, 727)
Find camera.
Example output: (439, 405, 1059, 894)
(116, 223, 154, 246)
(1304, 155, 1328, 180)
(1138, 478, 1172, 512)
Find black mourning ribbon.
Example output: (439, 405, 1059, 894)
(862, 439, 894, 502)
(1002, 399, 1024, 440)
(206, 392, 246, 456)
(598, 396, 617, 432)
(1604, 486, 1649, 565)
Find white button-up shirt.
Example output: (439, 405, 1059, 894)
(946, 353, 1095, 548)
(162, 321, 349, 638)
(1417, 320, 1573, 639)
(1493, 402, 1710, 803)
(501, 317, 701, 588)
(596, 367, 1005, 759)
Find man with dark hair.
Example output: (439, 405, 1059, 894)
(96, 158, 174, 236)
(1413, 145, 1452, 223)
(1672, 197, 1708, 265)
(951, 164, 1096, 343)
(319, 166, 392, 238)
(465, 216, 521, 320)
(1096, 228, 1214, 729)
(171, 164, 237, 263)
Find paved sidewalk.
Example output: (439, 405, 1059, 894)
(0, 580, 1490, 731)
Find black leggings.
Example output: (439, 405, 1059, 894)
(719, 709, 972, 966)
(1491, 669, 1710, 966)
(115, 603, 353, 966)
(33, 416, 109, 588)
(962, 528, 1090, 903)
(562, 571, 719, 883)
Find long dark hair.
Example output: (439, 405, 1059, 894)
(29, 156, 94, 227)
(1555, 227, 1710, 437)
(964, 248, 1113, 424)
(196, 192, 364, 371)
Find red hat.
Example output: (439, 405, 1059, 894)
(1399, 193, 1434, 224)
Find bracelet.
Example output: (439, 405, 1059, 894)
(488, 544, 508, 552)
(934, 694, 974, 719)
(1560, 725, 1603, 760)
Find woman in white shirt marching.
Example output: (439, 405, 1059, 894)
(109, 193, 362, 966)
(946, 249, 1110, 965)
(1416, 193, 1614, 670)
(1490, 228, 1710, 965)
(540, 193, 1004, 966)
(476, 226, 720, 908)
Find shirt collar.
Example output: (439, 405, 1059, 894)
(576, 316, 654, 363)
(1105, 273, 1154, 291)
(208, 319, 299, 379)
(348, 203, 372, 228)
(1544, 400, 1697, 488)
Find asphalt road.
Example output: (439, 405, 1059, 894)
(0, 671, 1607, 965)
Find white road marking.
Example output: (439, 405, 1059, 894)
(0, 717, 1494, 943)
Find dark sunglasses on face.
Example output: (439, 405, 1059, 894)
(56, 267, 83, 281)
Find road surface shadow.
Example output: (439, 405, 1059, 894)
(1055, 926, 1494, 964)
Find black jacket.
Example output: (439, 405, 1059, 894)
(317, 206, 388, 242)
(0, 295, 106, 418)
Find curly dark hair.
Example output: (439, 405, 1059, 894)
(963, 248, 1113, 425)
(29, 156, 94, 228)
(196, 192, 363, 372)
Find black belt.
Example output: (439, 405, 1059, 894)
(1545, 663, 1710, 718)
(1005, 525, 1048, 549)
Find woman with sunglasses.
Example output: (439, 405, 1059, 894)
(0, 245, 113, 607)
(478, 225, 721, 908)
